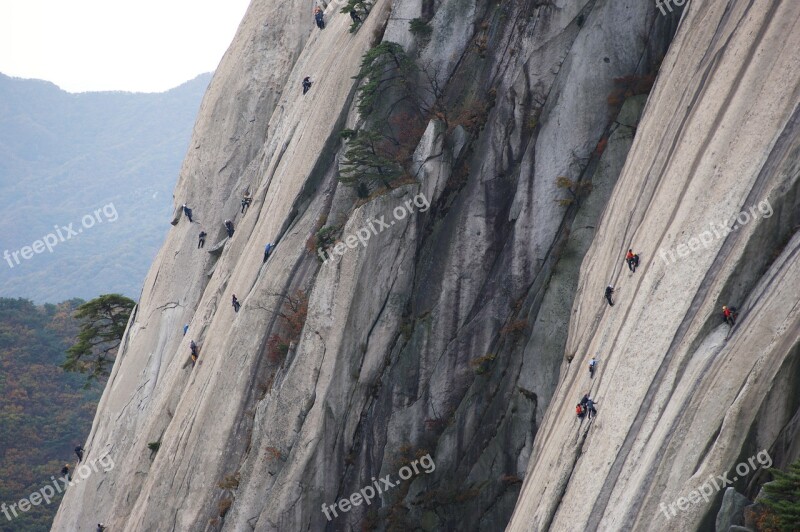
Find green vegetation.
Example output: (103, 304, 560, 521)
(761, 458, 800, 530)
(338, 40, 497, 200)
(353, 42, 418, 116)
(338, 43, 429, 196)
(63, 294, 136, 386)
(340, 0, 372, 32)
(339, 129, 403, 193)
(409, 18, 433, 38)
(0, 298, 100, 532)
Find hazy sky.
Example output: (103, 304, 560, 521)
(0, 0, 251, 93)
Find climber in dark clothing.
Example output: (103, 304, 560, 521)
(605, 285, 615, 306)
(198, 231, 207, 249)
(241, 192, 252, 214)
(314, 6, 325, 28)
(75, 445, 85, 462)
(224, 220, 235, 238)
(182, 204, 193, 223)
(61, 464, 71, 482)
(232, 295, 241, 313)
(97, 524, 107, 532)
(585, 397, 598, 419)
(625, 249, 640, 272)
(349, 9, 362, 23)
(263, 243, 274, 263)
(589, 357, 597, 378)
(302, 77, 313, 95)
(190, 340, 199, 367)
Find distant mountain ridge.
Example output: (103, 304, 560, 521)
(0, 72, 211, 303)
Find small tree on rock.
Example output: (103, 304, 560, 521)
(554, 176, 593, 207)
(63, 294, 135, 386)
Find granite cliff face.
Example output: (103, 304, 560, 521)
(52, 0, 799, 531)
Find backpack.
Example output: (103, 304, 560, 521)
(576, 404, 584, 416)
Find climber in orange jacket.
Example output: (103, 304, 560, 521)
(190, 340, 199, 367)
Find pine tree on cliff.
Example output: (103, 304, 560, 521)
(353, 42, 418, 117)
(761, 459, 800, 530)
(339, 128, 401, 194)
(63, 294, 136, 387)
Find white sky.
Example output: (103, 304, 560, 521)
(0, 0, 252, 93)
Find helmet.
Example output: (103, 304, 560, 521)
(722, 306, 727, 310)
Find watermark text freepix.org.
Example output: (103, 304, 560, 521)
(1, 454, 115, 522)
(658, 199, 772, 265)
(321, 453, 435, 521)
(317, 193, 430, 264)
(660, 449, 772, 519)
(3, 202, 118, 269)
(656, 0, 688, 16)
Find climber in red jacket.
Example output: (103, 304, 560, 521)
(625, 249, 640, 272)
(722, 305, 737, 326)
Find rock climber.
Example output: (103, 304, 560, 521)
(182, 204, 193, 223)
(303, 76, 313, 95)
(625, 249, 640, 272)
(349, 9, 362, 23)
(61, 464, 71, 482)
(314, 6, 325, 29)
(198, 231, 207, 249)
(224, 219, 235, 238)
(576, 403, 586, 418)
(585, 397, 598, 419)
(241, 191, 252, 214)
(722, 305, 738, 326)
(75, 445, 84, 462)
(232, 294, 241, 313)
(605, 285, 615, 306)
(183, 324, 189, 336)
(589, 357, 597, 378)
(263, 242, 274, 263)
(190, 340, 199, 367)
(97, 524, 107, 532)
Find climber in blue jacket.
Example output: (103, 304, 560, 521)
(314, 6, 325, 28)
